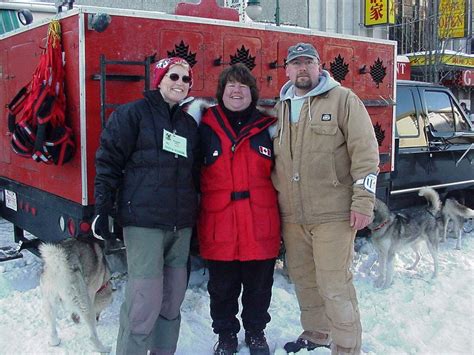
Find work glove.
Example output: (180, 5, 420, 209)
(92, 215, 124, 255)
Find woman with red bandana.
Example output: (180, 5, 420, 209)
(93, 57, 199, 355)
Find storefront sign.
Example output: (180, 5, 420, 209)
(397, 56, 411, 80)
(364, 0, 395, 26)
(462, 70, 474, 86)
(409, 53, 474, 68)
(438, 0, 467, 39)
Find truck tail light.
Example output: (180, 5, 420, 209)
(67, 218, 76, 236)
(79, 221, 91, 233)
(18, 199, 37, 216)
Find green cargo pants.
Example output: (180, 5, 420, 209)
(116, 226, 191, 355)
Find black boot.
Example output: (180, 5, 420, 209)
(214, 333, 238, 355)
(284, 337, 331, 353)
(245, 330, 270, 355)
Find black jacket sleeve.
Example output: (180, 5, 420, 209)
(192, 126, 201, 193)
(94, 105, 139, 215)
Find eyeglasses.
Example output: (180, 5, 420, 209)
(166, 73, 192, 84)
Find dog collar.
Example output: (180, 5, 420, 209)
(97, 280, 110, 294)
(373, 220, 389, 231)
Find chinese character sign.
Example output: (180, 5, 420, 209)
(438, 0, 467, 39)
(364, 0, 395, 26)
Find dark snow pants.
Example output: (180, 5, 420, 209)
(116, 226, 191, 355)
(207, 258, 276, 335)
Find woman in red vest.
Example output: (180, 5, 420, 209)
(198, 63, 280, 355)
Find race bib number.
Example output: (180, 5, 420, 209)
(163, 129, 188, 158)
(363, 174, 377, 194)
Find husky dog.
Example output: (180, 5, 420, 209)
(441, 198, 474, 250)
(367, 187, 441, 289)
(39, 238, 112, 353)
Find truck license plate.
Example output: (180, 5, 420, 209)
(5, 189, 17, 211)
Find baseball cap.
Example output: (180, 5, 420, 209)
(287, 43, 320, 63)
(152, 57, 193, 89)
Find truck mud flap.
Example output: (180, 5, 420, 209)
(0, 245, 23, 262)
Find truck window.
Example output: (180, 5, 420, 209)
(425, 90, 470, 133)
(396, 86, 428, 148)
(396, 87, 419, 137)
(453, 105, 470, 131)
(0, 10, 21, 35)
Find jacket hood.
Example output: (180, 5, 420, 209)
(185, 100, 276, 127)
(279, 70, 340, 101)
(186, 98, 214, 125)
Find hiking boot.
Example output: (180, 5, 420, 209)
(245, 330, 270, 355)
(214, 333, 238, 355)
(284, 331, 331, 353)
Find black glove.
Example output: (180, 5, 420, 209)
(92, 214, 114, 240)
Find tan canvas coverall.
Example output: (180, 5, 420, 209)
(272, 85, 379, 353)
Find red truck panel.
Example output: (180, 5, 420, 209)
(1, 9, 395, 207)
(1, 16, 82, 203)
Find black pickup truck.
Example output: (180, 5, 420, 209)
(378, 80, 474, 209)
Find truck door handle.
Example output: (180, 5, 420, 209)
(456, 143, 474, 166)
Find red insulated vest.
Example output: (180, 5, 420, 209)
(198, 106, 281, 261)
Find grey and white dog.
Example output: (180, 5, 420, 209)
(440, 197, 474, 250)
(367, 187, 441, 289)
(39, 238, 112, 353)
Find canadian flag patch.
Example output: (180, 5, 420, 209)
(259, 146, 272, 157)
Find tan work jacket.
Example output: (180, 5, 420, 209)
(271, 86, 379, 225)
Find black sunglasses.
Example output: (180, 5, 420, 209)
(166, 73, 192, 84)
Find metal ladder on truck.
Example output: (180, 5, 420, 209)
(93, 54, 156, 128)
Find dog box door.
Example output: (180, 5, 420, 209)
(222, 35, 262, 88)
(323, 45, 354, 88)
(363, 47, 394, 99)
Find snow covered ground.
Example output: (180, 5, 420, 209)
(0, 217, 473, 355)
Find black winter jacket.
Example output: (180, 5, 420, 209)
(94, 90, 199, 230)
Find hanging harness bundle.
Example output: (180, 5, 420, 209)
(6, 20, 74, 165)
